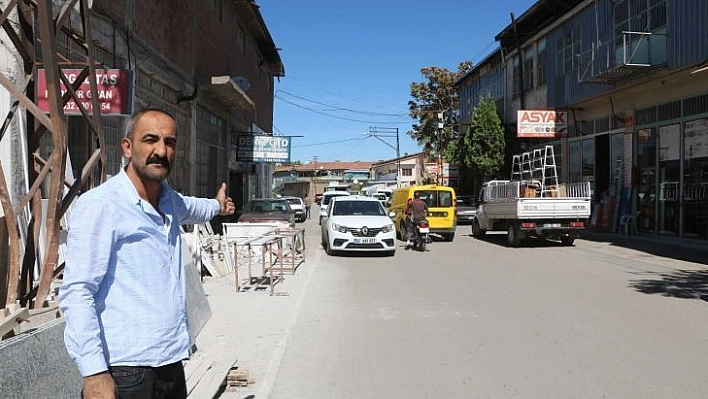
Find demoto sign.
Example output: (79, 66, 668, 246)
(237, 134, 291, 163)
(36, 69, 133, 115)
(517, 110, 568, 138)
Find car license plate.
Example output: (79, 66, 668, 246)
(419, 227, 430, 233)
(543, 223, 561, 228)
(354, 238, 376, 244)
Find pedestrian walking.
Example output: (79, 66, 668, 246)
(304, 195, 312, 219)
(59, 108, 235, 399)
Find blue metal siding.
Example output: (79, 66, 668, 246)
(668, 0, 708, 69)
(546, 1, 614, 107)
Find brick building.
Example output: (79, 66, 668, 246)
(52, 0, 284, 205)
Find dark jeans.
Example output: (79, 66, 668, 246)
(109, 361, 186, 399)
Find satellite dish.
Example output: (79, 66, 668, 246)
(231, 76, 251, 92)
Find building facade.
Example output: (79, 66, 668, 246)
(460, 0, 708, 240)
(49, 0, 283, 207)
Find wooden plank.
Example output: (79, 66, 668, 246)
(0, 307, 29, 337)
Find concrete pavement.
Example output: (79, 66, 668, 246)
(187, 221, 707, 398)
(186, 218, 324, 398)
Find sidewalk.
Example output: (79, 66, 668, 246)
(185, 227, 322, 398)
(579, 230, 708, 265)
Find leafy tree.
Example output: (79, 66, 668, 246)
(459, 96, 506, 189)
(407, 62, 473, 162)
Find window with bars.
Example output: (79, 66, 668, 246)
(537, 39, 546, 86)
(613, 0, 666, 47)
(512, 56, 521, 95)
(523, 48, 534, 91)
(555, 27, 581, 76)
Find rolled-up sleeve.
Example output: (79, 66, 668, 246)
(59, 198, 116, 377)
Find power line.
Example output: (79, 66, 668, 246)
(277, 90, 408, 117)
(276, 95, 409, 124)
(291, 136, 367, 149)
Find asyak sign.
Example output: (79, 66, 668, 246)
(517, 110, 568, 138)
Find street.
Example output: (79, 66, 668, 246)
(211, 210, 708, 398)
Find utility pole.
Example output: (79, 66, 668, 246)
(367, 127, 400, 187)
(437, 112, 445, 185)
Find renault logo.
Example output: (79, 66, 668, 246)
(361, 226, 369, 236)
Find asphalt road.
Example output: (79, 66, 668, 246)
(215, 211, 708, 398)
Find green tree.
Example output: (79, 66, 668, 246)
(460, 96, 506, 189)
(407, 62, 473, 161)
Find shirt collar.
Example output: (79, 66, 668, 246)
(117, 167, 171, 206)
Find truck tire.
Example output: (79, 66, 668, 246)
(472, 219, 486, 238)
(507, 223, 522, 247)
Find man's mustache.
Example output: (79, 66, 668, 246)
(146, 156, 170, 170)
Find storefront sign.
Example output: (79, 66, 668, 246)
(36, 69, 133, 115)
(517, 110, 567, 138)
(237, 134, 291, 163)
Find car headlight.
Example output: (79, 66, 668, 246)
(381, 223, 394, 233)
(331, 223, 347, 233)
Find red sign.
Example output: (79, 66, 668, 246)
(517, 110, 568, 138)
(37, 69, 133, 115)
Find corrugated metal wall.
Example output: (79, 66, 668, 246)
(668, 0, 708, 68)
(546, 0, 614, 107)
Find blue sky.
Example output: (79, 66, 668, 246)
(258, 0, 537, 164)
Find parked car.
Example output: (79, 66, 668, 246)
(282, 196, 306, 222)
(319, 191, 351, 225)
(320, 196, 396, 256)
(372, 192, 388, 206)
(455, 195, 477, 225)
(238, 198, 295, 227)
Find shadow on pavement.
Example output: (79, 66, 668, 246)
(629, 269, 708, 301)
(580, 232, 708, 265)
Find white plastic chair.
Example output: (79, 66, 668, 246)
(619, 211, 640, 235)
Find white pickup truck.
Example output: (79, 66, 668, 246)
(472, 180, 591, 247)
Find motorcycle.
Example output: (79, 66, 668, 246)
(409, 218, 430, 251)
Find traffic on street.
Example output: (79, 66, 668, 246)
(212, 205, 708, 398)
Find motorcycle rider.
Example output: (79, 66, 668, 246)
(406, 191, 429, 244)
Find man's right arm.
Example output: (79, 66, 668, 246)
(59, 198, 116, 377)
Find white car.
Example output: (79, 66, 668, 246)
(320, 196, 396, 256)
(319, 191, 350, 225)
(282, 196, 306, 222)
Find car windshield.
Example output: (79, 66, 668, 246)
(284, 198, 301, 206)
(322, 194, 348, 205)
(332, 200, 385, 216)
(245, 200, 289, 213)
(457, 196, 475, 206)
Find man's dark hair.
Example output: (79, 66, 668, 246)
(124, 108, 175, 139)
(414, 191, 421, 199)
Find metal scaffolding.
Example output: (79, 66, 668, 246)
(0, 0, 105, 311)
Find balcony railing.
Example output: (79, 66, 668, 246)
(578, 31, 666, 85)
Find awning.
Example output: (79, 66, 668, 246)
(200, 76, 255, 114)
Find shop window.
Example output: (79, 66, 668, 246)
(658, 124, 680, 235)
(569, 141, 582, 183)
(582, 138, 595, 182)
(636, 127, 656, 231)
(683, 119, 708, 238)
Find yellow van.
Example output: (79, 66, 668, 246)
(388, 184, 457, 241)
